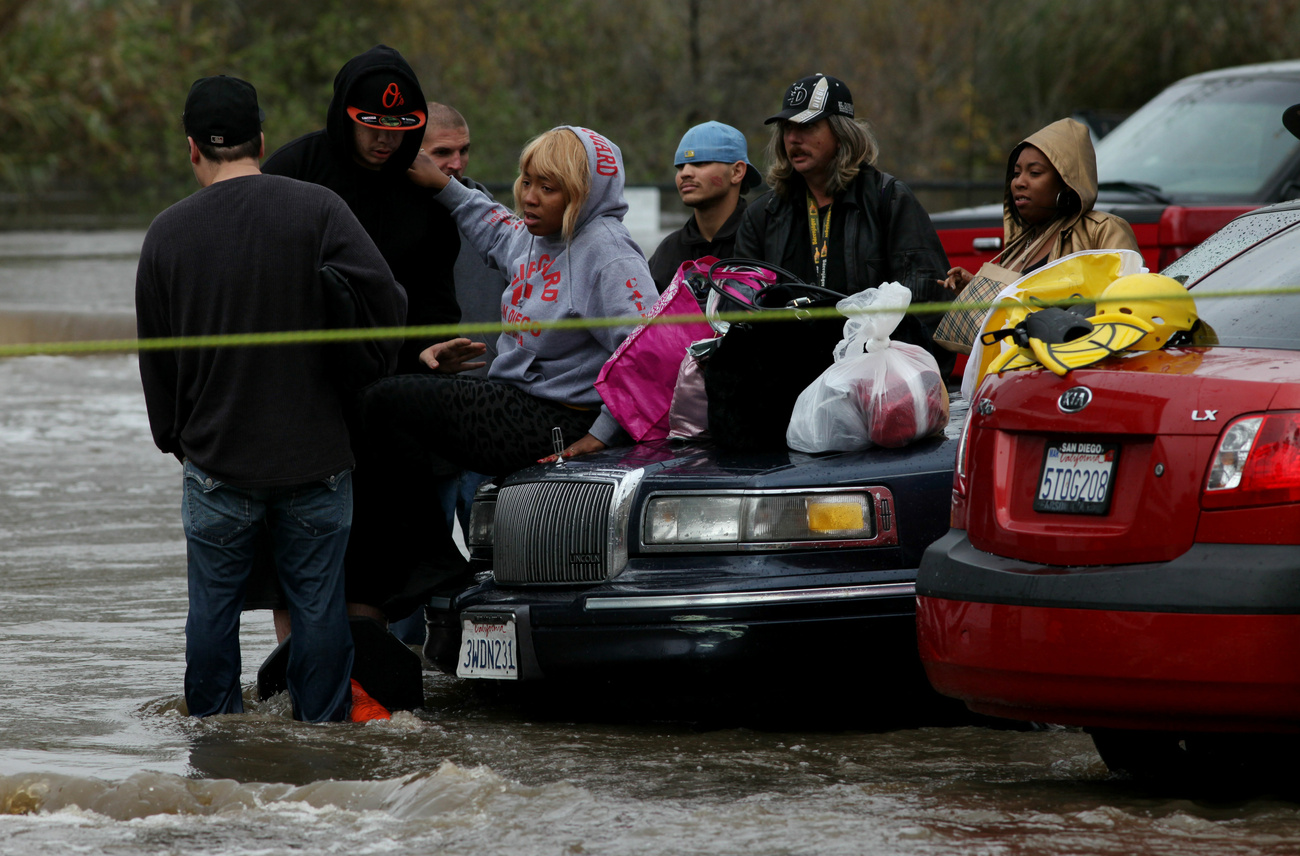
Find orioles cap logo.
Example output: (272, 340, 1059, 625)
(383, 82, 403, 109)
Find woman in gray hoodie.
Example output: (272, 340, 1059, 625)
(347, 126, 656, 622)
(394, 124, 655, 462)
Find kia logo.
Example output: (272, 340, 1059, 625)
(1058, 386, 1092, 413)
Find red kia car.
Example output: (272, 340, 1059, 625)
(916, 201, 1300, 781)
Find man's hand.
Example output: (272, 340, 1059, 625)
(408, 148, 452, 191)
(537, 432, 606, 463)
(419, 338, 488, 373)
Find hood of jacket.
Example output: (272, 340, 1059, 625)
(326, 45, 426, 175)
(1003, 117, 1098, 244)
(564, 126, 629, 231)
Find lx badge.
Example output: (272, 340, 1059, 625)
(1191, 410, 1218, 422)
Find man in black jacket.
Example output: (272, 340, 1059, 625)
(135, 76, 407, 722)
(263, 45, 461, 375)
(734, 73, 951, 367)
(647, 121, 760, 294)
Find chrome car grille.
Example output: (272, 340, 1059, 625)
(492, 480, 615, 584)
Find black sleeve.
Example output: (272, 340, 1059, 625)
(881, 180, 950, 331)
(134, 231, 182, 459)
(733, 195, 768, 261)
(317, 195, 408, 376)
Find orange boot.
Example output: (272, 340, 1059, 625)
(349, 679, 391, 722)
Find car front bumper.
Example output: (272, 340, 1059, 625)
(425, 575, 921, 685)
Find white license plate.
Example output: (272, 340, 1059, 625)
(1034, 440, 1119, 515)
(456, 615, 519, 680)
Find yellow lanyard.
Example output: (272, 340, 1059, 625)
(806, 192, 832, 290)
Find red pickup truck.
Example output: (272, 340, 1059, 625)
(931, 60, 1300, 272)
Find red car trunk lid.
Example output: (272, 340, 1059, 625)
(964, 348, 1300, 565)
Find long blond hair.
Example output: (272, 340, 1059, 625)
(513, 128, 591, 241)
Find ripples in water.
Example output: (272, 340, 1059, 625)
(1, 344, 1299, 855)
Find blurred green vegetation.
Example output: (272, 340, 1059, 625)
(5, 0, 1300, 225)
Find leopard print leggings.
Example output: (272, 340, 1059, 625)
(360, 374, 598, 476)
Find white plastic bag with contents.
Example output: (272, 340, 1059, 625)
(787, 282, 949, 453)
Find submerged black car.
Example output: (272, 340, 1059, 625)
(423, 399, 967, 701)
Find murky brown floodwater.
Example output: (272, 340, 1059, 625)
(1, 233, 1299, 855)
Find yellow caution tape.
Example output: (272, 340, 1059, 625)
(0, 285, 1276, 359)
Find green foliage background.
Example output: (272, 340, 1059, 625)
(5, 0, 1300, 222)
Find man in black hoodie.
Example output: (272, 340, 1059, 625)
(263, 45, 461, 375)
(262, 46, 474, 636)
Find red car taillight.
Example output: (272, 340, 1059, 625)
(1203, 412, 1300, 509)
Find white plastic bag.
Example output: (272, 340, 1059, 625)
(787, 283, 949, 453)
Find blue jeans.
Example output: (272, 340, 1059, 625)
(181, 461, 354, 722)
(440, 470, 489, 533)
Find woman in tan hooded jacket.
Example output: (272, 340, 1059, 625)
(944, 118, 1139, 290)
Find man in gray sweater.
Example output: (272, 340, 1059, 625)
(135, 75, 407, 721)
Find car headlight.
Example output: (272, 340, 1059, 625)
(466, 499, 495, 548)
(644, 492, 876, 547)
(645, 495, 742, 543)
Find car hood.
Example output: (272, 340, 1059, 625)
(502, 430, 963, 492)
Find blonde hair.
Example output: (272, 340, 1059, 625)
(513, 128, 591, 241)
(763, 115, 879, 199)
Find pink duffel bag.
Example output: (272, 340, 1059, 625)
(595, 259, 718, 442)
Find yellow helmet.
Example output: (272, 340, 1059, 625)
(1093, 273, 1197, 350)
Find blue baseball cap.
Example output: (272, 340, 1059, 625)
(674, 121, 760, 190)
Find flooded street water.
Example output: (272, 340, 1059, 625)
(2, 233, 1300, 854)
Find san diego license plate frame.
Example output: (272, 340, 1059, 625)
(1034, 439, 1119, 515)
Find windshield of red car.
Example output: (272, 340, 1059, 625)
(1097, 75, 1300, 203)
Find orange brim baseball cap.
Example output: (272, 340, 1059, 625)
(346, 73, 426, 130)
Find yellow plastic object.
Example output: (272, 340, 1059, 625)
(973, 252, 1135, 385)
(1093, 273, 1197, 350)
(987, 343, 1038, 374)
(1027, 318, 1154, 375)
(986, 317, 1157, 377)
